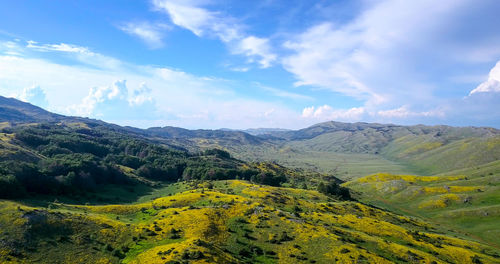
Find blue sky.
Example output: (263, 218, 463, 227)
(0, 0, 500, 129)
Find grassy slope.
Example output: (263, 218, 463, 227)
(0, 132, 41, 162)
(382, 135, 500, 175)
(189, 137, 416, 181)
(232, 147, 415, 181)
(344, 160, 500, 249)
(1, 180, 499, 264)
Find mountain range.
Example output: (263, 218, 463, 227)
(0, 95, 499, 263)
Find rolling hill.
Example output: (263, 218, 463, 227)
(2, 95, 497, 179)
(1, 96, 500, 263)
(2, 180, 499, 263)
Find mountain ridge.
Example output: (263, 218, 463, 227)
(1, 95, 499, 177)
(1, 95, 500, 262)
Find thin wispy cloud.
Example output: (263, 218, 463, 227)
(119, 22, 170, 48)
(0, 0, 499, 128)
(152, 0, 277, 68)
(257, 83, 313, 101)
(302, 105, 366, 121)
(0, 39, 302, 129)
(25, 40, 121, 70)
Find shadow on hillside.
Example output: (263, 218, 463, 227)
(16, 183, 155, 207)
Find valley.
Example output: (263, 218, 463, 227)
(0, 96, 499, 263)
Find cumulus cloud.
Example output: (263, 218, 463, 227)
(119, 22, 169, 48)
(18, 85, 49, 108)
(68, 80, 158, 120)
(70, 80, 128, 116)
(469, 61, 500, 94)
(0, 39, 306, 129)
(152, 0, 276, 68)
(129, 83, 153, 106)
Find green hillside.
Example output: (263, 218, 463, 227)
(2, 180, 499, 264)
(137, 121, 499, 180)
(344, 160, 500, 248)
(1, 97, 500, 263)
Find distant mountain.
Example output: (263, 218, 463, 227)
(264, 121, 497, 141)
(0, 95, 118, 127)
(2, 95, 500, 254)
(0, 96, 63, 123)
(1, 96, 499, 176)
(264, 121, 500, 174)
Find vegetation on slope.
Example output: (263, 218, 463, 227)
(0, 122, 330, 199)
(344, 161, 500, 248)
(1, 180, 498, 264)
(142, 121, 499, 181)
(1, 97, 499, 263)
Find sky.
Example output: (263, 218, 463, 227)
(0, 0, 500, 129)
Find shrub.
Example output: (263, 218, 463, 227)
(317, 182, 351, 200)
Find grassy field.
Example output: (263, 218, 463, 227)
(229, 145, 417, 181)
(344, 160, 500, 249)
(221, 127, 500, 179)
(1, 180, 499, 263)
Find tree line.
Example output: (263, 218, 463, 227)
(0, 123, 289, 198)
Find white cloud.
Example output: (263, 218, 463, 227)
(257, 83, 312, 101)
(17, 85, 49, 108)
(69, 80, 128, 116)
(470, 61, 500, 94)
(228, 66, 249, 72)
(236, 36, 277, 68)
(301, 105, 365, 121)
(377, 106, 444, 118)
(152, 0, 276, 68)
(67, 80, 158, 120)
(129, 83, 153, 106)
(25, 41, 121, 70)
(301, 104, 444, 123)
(119, 22, 169, 48)
(152, 0, 215, 37)
(301, 106, 315, 118)
(0, 39, 305, 129)
(26, 40, 91, 53)
(376, 106, 412, 118)
(282, 0, 500, 110)
(0, 41, 25, 56)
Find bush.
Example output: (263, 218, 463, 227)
(317, 182, 351, 200)
(204, 149, 231, 159)
(0, 175, 25, 198)
(251, 172, 286, 187)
